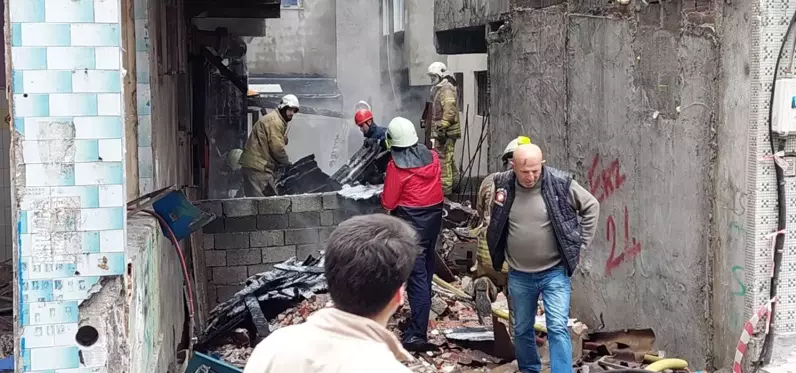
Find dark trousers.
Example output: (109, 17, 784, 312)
(394, 204, 443, 343)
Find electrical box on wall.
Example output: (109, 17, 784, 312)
(772, 78, 796, 135)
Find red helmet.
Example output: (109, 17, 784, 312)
(354, 109, 374, 126)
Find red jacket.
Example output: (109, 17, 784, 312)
(381, 151, 445, 211)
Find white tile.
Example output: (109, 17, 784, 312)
(70, 24, 120, 47)
(94, 0, 120, 23)
(47, 47, 96, 70)
(72, 70, 121, 93)
(45, 0, 95, 23)
(98, 139, 122, 162)
(98, 185, 123, 207)
(97, 94, 121, 115)
(99, 229, 124, 252)
(95, 47, 120, 70)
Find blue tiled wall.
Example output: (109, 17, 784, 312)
(134, 0, 152, 194)
(9, 0, 126, 371)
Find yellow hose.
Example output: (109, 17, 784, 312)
(643, 354, 663, 362)
(491, 305, 546, 332)
(645, 358, 688, 372)
(432, 274, 471, 299)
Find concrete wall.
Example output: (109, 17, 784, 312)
(195, 193, 382, 307)
(486, 4, 717, 368)
(433, 0, 507, 32)
(713, 0, 752, 368)
(127, 216, 187, 373)
(406, 0, 447, 86)
(447, 54, 489, 177)
(246, 1, 337, 76)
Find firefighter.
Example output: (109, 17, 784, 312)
(381, 117, 444, 352)
(238, 94, 300, 197)
(472, 136, 532, 330)
(354, 108, 387, 145)
(427, 61, 461, 195)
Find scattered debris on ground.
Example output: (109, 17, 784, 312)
(197, 205, 688, 372)
(0, 261, 13, 360)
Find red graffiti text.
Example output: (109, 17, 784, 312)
(605, 206, 642, 276)
(588, 155, 626, 203)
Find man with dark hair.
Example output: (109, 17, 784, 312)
(243, 214, 417, 373)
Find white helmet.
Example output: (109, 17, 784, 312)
(502, 136, 531, 160)
(355, 100, 371, 111)
(278, 94, 300, 110)
(427, 61, 450, 78)
(386, 117, 419, 148)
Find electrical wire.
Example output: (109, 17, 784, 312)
(758, 7, 796, 370)
(132, 209, 197, 321)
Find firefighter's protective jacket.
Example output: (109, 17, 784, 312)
(430, 79, 461, 140)
(239, 110, 291, 175)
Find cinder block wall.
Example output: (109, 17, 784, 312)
(195, 192, 383, 307)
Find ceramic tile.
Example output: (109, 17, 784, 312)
(44, 0, 95, 23)
(99, 230, 123, 252)
(93, 0, 119, 23)
(22, 324, 79, 349)
(74, 162, 122, 185)
(48, 94, 98, 117)
(97, 185, 123, 207)
(96, 93, 121, 115)
(72, 70, 121, 93)
(24, 164, 75, 187)
(137, 115, 151, 147)
(94, 47, 120, 70)
(73, 116, 122, 139)
(14, 94, 50, 117)
(9, 0, 46, 23)
(12, 47, 48, 70)
(70, 24, 120, 47)
(27, 346, 80, 370)
(16, 70, 73, 94)
(19, 23, 71, 47)
(46, 47, 96, 70)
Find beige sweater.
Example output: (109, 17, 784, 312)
(243, 308, 413, 373)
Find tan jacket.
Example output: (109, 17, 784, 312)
(243, 308, 413, 373)
(475, 173, 508, 273)
(239, 110, 290, 174)
(430, 79, 461, 139)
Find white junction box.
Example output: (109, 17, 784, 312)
(772, 78, 796, 135)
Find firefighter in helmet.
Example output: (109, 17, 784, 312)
(238, 94, 300, 197)
(427, 61, 461, 195)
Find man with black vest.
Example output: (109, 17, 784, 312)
(487, 144, 599, 373)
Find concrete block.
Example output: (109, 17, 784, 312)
(207, 268, 214, 283)
(205, 250, 227, 267)
(203, 218, 225, 234)
(259, 197, 292, 214)
(288, 211, 321, 228)
(251, 230, 285, 247)
(195, 200, 223, 216)
(319, 227, 336, 244)
(248, 263, 276, 276)
(262, 245, 297, 263)
(322, 193, 341, 210)
(290, 194, 323, 212)
(207, 285, 218, 306)
(223, 198, 258, 217)
(203, 234, 215, 250)
(212, 267, 249, 284)
(257, 214, 289, 230)
(227, 248, 263, 266)
(215, 232, 250, 250)
(285, 228, 320, 245)
(297, 244, 322, 260)
(320, 211, 335, 226)
(333, 209, 358, 225)
(224, 216, 257, 232)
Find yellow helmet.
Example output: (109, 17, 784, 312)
(502, 136, 531, 160)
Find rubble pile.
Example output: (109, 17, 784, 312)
(198, 198, 686, 373)
(0, 261, 12, 359)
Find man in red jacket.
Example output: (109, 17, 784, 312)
(381, 117, 445, 352)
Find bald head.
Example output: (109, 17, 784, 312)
(512, 144, 544, 188)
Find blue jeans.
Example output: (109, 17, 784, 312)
(508, 265, 572, 373)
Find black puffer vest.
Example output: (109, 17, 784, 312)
(486, 166, 583, 276)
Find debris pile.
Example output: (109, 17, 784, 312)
(198, 201, 688, 373)
(0, 261, 13, 360)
